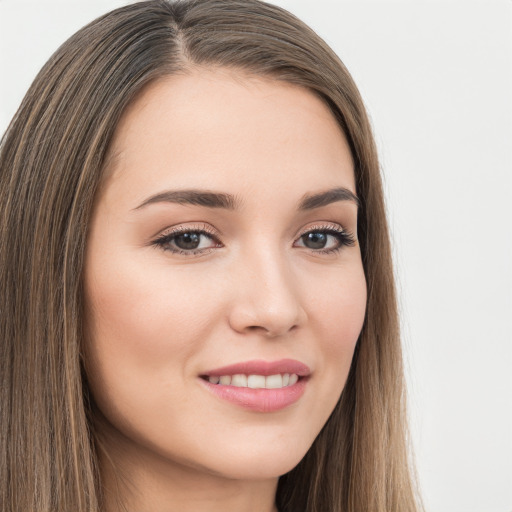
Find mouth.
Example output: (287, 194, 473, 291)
(201, 373, 301, 389)
(199, 359, 310, 412)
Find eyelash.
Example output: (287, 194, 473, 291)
(151, 223, 356, 256)
(152, 224, 221, 256)
(300, 224, 356, 254)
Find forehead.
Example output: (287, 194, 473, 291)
(101, 67, 355, 209)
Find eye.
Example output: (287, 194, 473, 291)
(152, 225, 221, 255)
(294, 225, 356, 254)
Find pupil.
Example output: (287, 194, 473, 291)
(175, 232, 201, 250)
(303, 232, 327, 249)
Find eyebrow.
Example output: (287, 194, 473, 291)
(133, 186, 359, 211)
(133, 189, 238, 210)
(298, 187, 360, 210)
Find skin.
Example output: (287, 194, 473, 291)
(83, 67, 367, 512)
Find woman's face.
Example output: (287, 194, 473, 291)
(83, 68, 366, 481)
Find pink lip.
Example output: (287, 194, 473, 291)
(202, 358, 311, 377)
(199, 359, 310, 413)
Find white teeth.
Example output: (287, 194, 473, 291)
(247, 375, 266, 389)
(219, 375, 232, 385)
(231, 374, 247, 387)
(208, 373, 300, 389)
(265, 374, 283, 389)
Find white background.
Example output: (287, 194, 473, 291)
(1, 1, 511, 511)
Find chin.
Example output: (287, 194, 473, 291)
(193, 437, 313, 480)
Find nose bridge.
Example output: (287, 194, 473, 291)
(228, 238, 306, 337)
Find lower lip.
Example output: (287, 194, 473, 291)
(200, 378, 307, 413)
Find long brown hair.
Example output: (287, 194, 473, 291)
(0, 1, 422, 510)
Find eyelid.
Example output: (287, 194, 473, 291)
(150, 222, 222, 256)
(151, 220, 355, 257)
(155, 222, 219, 239)
(296, 222, 349, 238)
(294, 222, 356, 253)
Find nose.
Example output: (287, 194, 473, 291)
(227, 247, 307, 338)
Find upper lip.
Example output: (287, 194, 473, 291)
(201, 358, 311, 377)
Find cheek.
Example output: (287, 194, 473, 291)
(308, 263, 366, 401)
(82, 254, 222, 416)
(84, 254, 218, 359)
(314, 262, 367, 346)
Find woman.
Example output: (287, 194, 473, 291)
(0, 1, 422, 511)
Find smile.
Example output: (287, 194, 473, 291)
(199, 359, 310, 412)
(205, 373, 299, 389)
